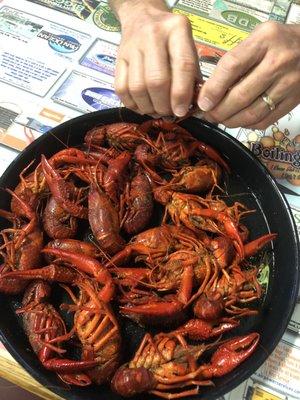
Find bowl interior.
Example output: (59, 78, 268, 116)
(0, 108, 298, 400)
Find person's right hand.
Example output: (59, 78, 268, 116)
(112, 0, 200, 117)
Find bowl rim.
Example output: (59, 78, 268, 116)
(0, 108, 299, 400)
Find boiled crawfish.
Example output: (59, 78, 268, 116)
(19, 280, 97, 385)
(155, 191, 246, 259)
(111, 331, 259, 398)
(89, 183, 125, 255)
(11, 148, 96, 217)
(84, 122, 149, 152)
(106, 225, 198, 268)
(120, 168, 154, 235)
(61, 279, 121, 384)
(0, 192, 43, 294)
(138, 118, 230, 173)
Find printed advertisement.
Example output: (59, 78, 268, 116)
(0, 46, 66, 96)
(227, 0, 275, 14)
(52, 70, 120, 113)
(173, 7, 249, 50)
(221, 104, 300, 194)
(80, 38, 117, 76)
(0, 6, 92, 61)
(26, 0, 122, 31)
(174, 0, 270, 31)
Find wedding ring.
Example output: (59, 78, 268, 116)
(261, 92, 276, 111)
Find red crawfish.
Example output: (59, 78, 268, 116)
(61, 279, 121, 384)
(89, 183, 125, 256)
(43, 195, 78, 239)
(163, 159, 222, 194)
(111, 331, 259, 398)
(120, 168, 154, 235)
(19, 280, 97, 386)
(102, 151, 131, 205)
(0, 191, 43, 294)
(139, 118, 230, 173)
(84, 122, 149, 152)
(41, 155, 88, 219)
(117, 243, 223, 326)
(106, 225, 198, 268)
(3, 253, 120, 384)
(3, 249, 115, 304)
(155, 191, 246, 259)
(11, 148, 96, 217)
(69, 150, 131, 208)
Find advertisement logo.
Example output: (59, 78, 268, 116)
(221, 11, 261, 31)
(38, 31, 81, 53)
(81, 87, 120, 110)
(93, 5, 121, 32)
(96, 54, 116, 65)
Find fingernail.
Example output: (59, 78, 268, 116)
(198, 97, 214, 112)
(174, 105, 188, 117)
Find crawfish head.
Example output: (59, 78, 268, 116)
(111, 366, 157, 397)
(106, 123, 145, 151)
(84, 126, 106, 148)
(193, 292, 224, 321)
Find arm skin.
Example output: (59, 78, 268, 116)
(109, 0, 200, 117)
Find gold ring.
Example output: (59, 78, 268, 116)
(261, 93, 276, 111)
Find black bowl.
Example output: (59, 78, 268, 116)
(0, 108, 299, 400)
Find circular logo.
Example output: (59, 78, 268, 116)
(81, 87, 120, 110)
(93, 6, 121, 32)
(48, 35, 80, 53)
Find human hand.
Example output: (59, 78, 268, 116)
(111, 0, 200, 117)
(197, 22, 300, 129)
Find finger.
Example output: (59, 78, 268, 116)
(197, 36, 266, 112)
(245, 96, 300, 130)
(144, 37, 172, 116)
(128, 50, 155, 115)
(115, 58, 137, 110)
(206, 57, 276, 122)
(221, 72, 300, 128)
(168, 22, 199, 117)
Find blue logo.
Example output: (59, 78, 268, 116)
(96, 54, 116, 65)
(81, 87, 120, 110)
(48, 34, 80, 53)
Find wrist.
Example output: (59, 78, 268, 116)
(110, 0, 169, 24)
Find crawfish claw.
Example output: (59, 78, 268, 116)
(244, 233, 277, 258)
(202, 332, 260, 378)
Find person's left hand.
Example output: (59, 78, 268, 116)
(197, 22, 300, 130)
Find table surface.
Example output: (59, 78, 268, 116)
(0, 1, 300, 400)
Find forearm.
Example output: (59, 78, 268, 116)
(109, 0, 169, 22)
